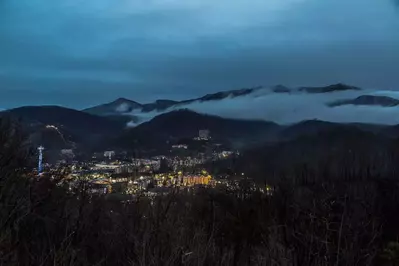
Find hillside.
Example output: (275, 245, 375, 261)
(112, 109, 398, 152)
(114, 109, 280, 150)
(279, 119, 388, 141)
(1, 106, 125, 149)
(233, 126, 393, 183)
(279, 120, 339, 140)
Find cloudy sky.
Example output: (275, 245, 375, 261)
(1, 0, 399, 109)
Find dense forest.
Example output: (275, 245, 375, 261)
(2, 118, 399, 266)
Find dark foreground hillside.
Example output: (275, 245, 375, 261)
(2, 118, 399, 266)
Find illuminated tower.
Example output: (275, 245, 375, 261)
(38, 146, 44, 174)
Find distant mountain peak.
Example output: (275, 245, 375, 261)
(272, 85, 291, 93)
(113, 97, 140, 104)
(198, 86, 262, 102)
(328, 95, 399, 107)
(300, 83, 361, 93)
(83, 98, 142, 115)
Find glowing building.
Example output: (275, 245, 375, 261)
(199, 129, 210, 140)
(104, 151, 116, 160)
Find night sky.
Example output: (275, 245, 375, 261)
(1, 0, 399, 109)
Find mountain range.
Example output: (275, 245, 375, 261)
(83, 83, 399, 125)
(84, 84, 365, 117)
(83, 86, 262, 116)
(1, 83, 399, 151)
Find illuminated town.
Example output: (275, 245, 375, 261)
(33, 129, 273, 199)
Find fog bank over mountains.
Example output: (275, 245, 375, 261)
(110, 85, 399, 126)
(3, 84, 399, 126)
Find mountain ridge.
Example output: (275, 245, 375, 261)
(0, 105, 125, 150)
(328, 95, 399, 107)
(83, 86, 265, 116)
(299, 83, 361, 93)
(113, 109, 281, 151)
(82, 83, 364, 119)
(2, 105, 398, 153)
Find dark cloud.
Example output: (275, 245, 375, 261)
(1, 0, 399, 109)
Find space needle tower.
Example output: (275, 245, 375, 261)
(38, 146, 44, 175)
